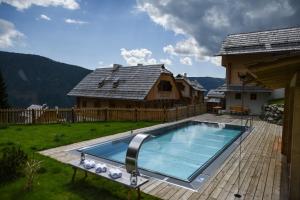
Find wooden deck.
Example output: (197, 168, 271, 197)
(40, 114, 287, 200)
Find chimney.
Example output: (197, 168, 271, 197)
(137, 63, 143, 67)
(184, 73, 187, 77)
(112, 64, 122, 71)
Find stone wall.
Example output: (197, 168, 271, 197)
(261, 104, 284, 125)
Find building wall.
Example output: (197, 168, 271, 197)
(225, 91, 271, 115)
(146, 73, 181, 101)
(222, 54, 278, 85)
(175, 79, 191, 98)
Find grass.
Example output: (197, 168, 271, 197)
(0, 121, 159, 200)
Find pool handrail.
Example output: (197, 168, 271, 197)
(125, 133, 150, 185)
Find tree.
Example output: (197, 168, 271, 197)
(0, 70, 9, 108)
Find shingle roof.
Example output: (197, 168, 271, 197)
(217, 84, 272, 93)
(175, 74, 206, 92)
(68, 64, 171, 100)
(207, 89, 225, 98)
(219, 27, 300, 55)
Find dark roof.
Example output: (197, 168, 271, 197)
(219, 27, 300, 55)
(175, 74, 206, 92)
(68, 64, 172, 100)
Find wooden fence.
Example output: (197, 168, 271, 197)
(0, 104, 206, 125)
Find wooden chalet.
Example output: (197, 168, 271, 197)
(68, 64, 182, 108)
(206, 85, 226, 113)
(219, 26, 300, 199)
(175, 74, 206, 105)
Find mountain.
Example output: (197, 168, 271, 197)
(189, 77, 225, 94)
(0, 51, 225, 108)
(0, 51, 91, 108)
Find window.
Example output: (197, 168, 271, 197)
(235, 93, 241, 100)
(158, 81, 172, 91)
(250, 93, 257, 100)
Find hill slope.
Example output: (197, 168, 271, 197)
(189, 77, 225, 94)
(0, 51, 91, 108)
(0, 51, 225, 107)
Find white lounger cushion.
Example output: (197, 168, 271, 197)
(108, 168, 122, 179)
(95, 163, 107, 173)
(83, 160, 95, 169)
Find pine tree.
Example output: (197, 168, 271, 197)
(0, 70, 9, 108)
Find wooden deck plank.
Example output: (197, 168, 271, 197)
(39, 114, 287, 200)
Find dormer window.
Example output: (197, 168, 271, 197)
(113, 77, 120, 88)
(98, 78, 105, 88)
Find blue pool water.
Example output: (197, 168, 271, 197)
(80, 122, 241, 181)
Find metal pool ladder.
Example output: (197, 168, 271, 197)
(125, 133, 150, 186)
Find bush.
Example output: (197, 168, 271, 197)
(24, 159, 42, 191)
(0, 146, 28, 184)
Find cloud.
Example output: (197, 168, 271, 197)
(120, 48, 157, 65)
(0, 0, 79, 10)
(160, 58, 172, 65)
(65, 18, 88, 25)
(40, 14, 51, 21)
(0, 18, 24, 48)
(137, 0, 300, 56)
(180, 57, 192, 66)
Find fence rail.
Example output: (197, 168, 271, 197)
(0, 104, 206, 125)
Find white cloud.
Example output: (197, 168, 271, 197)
(0, 0, 79, 10)
(180, 57, 192, 65)
(203, 7, 230, 29)
(120, 48, 157, 65)
(0, 18, 24, 48)
(160, 58, 172, 65)
(40, 14, 51, 21)
(137, 0, 298, 65)
(65, 18, 88, 25)
(163, 37, 222, 66)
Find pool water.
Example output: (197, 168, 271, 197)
(80, 122, 241, 181)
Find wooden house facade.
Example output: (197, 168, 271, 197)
(219, 27, 300, 199)
(68, 64, 182, 108)
(175, 74, 206, 105)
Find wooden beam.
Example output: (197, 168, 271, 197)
(290, 72, 300, 200)
(249, 56, 300, 73)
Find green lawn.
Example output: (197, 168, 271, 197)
(0, 121, 159, 200)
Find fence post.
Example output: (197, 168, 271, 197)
(176, 106, 178, 121)
(135, 108, 138, 122)
(71, 108, 75, 123)
(105, 108, 108, 121)
(32, 109, 35, 124)
(187, 106, 189, 118)
(194, 104, 196, 116)
(163, 107, 167, 122)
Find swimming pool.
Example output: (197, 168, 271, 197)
(79, 121, 248, 187)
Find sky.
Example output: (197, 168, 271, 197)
(0, 0, 299, 78)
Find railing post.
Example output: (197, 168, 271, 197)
(32, 109, 35, 124)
